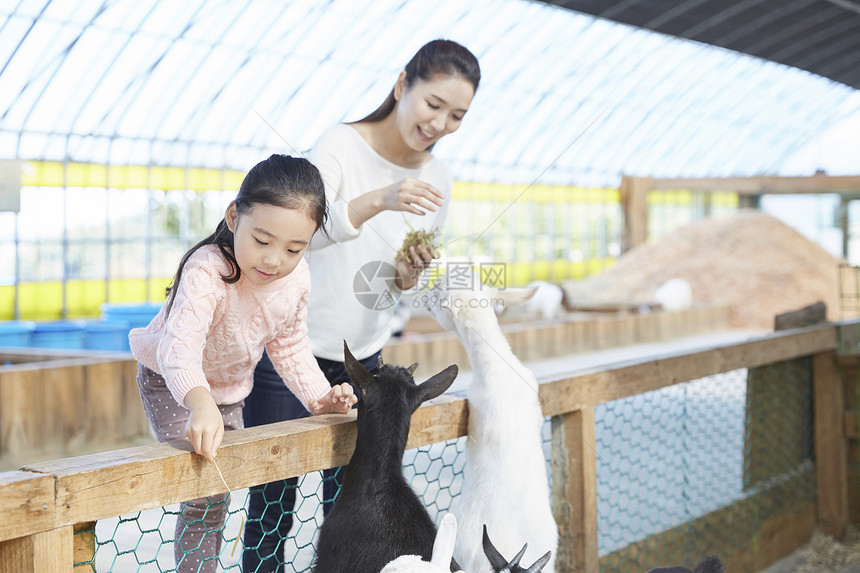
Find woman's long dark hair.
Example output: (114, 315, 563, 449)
(164, 154, 327, 315)
(354, 39, 481, 125)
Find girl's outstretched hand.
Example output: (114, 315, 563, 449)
(183, 386, 225, 462)
(309, 382, 357, 415)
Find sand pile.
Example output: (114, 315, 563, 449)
(562, 211, 841, 329)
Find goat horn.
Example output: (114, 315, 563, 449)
(508, 543, 528, 568)
(525, 551, 552, 573)
(377, 355, 384, 369)
(406, 362, 419, 375)
(481, 525, 507, 570)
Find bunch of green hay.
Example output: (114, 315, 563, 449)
(397, 227, 441, 264)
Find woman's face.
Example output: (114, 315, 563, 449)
(394, 72, 475, 151)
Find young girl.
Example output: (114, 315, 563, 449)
(130, 154, 356, 573)
(244, 39, 480, 572)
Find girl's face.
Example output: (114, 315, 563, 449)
(394, 72, 475, 151)
(226, 202, 317, 285)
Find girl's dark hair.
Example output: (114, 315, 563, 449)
(164, 154, 327, 315)
(354, 39, 481, 124)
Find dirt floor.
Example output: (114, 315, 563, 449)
(759, 527, 860, 573)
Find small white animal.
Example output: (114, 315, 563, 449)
(381, 513, 464, 573)
(653, 278, 692, 312)
(523, 281, 564, 320)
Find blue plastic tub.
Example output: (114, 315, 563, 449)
(0, 321, 36, 347)
(100, 302, 163, 330)
(84, 320, 131, 351)
(32, 321, 87, 349)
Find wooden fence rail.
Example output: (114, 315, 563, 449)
(0, 305, 729, 470)
(0, 323, 849, 572)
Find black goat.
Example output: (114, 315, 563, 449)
(313, 341, 459, 573)
(646, 555, 726, 573)
(482, 525, 552, 573)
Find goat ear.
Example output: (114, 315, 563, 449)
(482, 525, 508, 571)
(343, 340, 374, 390)
(406, 362, 418, 376)
(525, 551, 552, 573)
(417, 364, 458, 403)
(430, 513, 457, 568)
(497, 285, 538, 308)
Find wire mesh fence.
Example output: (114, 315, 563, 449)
(72, 359, 816, 572)
(598, 361, 815, 571)
(73, 437, 471, 572)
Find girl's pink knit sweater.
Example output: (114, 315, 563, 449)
(129, 245, 331, 409)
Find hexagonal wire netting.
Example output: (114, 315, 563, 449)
(72, 359, 816, 572)
(598, 361, 815, 570)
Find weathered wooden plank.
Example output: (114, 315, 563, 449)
(754, 508, 817, 571)
(21, 396, 468, 527)
(0, 368, 43, 459)
(0, 525, 74, 572)
(51, 364, 87, 455)
(120, 359, 151, 441)
(813, 350, 849, 539)
(650, 174, 860, 193)
(0, 471, 56, 542)
(83, 361, 123, 446)
(539, 325, 837, 414)
(552, 408, 598, 573)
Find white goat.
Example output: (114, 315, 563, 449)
(425, 261, 559, 573)
(653, 278, 693, 312)
(522, 281, 564, 320)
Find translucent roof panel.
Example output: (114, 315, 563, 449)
(1, 0, 858, 187)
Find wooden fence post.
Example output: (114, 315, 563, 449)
(73, 521, 96, 570)
(619, 176, 652, 252)
(552, 407, 599, 573)
(813, 350, 849, 539)
(0, 526, 74, 572)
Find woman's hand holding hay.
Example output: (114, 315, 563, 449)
(395, 227, 441, 290)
